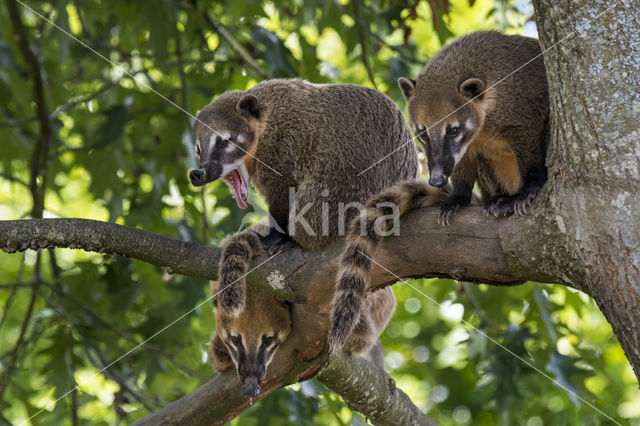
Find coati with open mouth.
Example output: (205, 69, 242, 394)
(192, 79, 444, 395)
(191, 79, 420, 317)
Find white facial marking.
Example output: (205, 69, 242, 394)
(209, 132, 231, 150)
(453, 143, 471, 165)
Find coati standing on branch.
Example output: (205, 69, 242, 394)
(328, 31, 549, 350)
(190, 80, 439, 359)
(399, 31, 549, 224)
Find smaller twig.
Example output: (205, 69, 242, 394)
(175, 34, 192, 133)
(0, 253, 26, 329)
(0, 116, 38, 128)
(43, 281, 207, 381)
(0, 254, 42, 401)
(0, 173, 29, 188)
(459, 282, 490, 324)
(197, 10, 268, 79)
(352, 0, 378, 89)
(85, 347, 160, 413)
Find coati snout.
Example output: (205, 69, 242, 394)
(190, 92, 259, 209)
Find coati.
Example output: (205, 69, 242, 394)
(210, 223, 396, 397)
(329, 31, 548, 350)
(398, 31, 549, 224)
(190, 79, 421, 322)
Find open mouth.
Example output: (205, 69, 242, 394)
(222, 167, 249, 209)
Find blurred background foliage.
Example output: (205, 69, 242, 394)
(0, 0, 638, 424)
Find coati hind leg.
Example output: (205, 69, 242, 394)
(218, 231, 265, 316)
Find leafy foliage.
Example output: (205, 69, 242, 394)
(0, 0, 638, 425)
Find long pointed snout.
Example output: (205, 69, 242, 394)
(189, 162, 223, 187)
(241, 376, 261, 397)
(189, 168, 207, 186)
(429, 174, 448, 187)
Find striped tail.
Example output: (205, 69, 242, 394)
(218, 230, 264, 317)
(328, 179, 449, 352)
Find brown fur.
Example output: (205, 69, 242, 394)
(193, 79, 419, 318)
(398, 31, 549, 222)
(328, 180, 450, 351)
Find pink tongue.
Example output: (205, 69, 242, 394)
(230, 170, 247, 210)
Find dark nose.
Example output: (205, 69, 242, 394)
(429, 174, 447, 187)
(241, 377, 261, 397)
(189, 169, 206, 186)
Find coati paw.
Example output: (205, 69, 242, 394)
(483, 196, 515, 217)
(439, 198, 464, 226)
(513, 193, 537, 217)
(484, 193, 537, 217)
(251, 230, 296, 255)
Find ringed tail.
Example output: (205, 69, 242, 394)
(328, 179, 449, 351)
(218, 231, 265, 316)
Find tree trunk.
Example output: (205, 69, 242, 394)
(504, 0, 640, 378)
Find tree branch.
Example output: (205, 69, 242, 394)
(0, 218, 222, 280)
(317, 352, 435, 426)
(5, 0, 53, 219)
(0, 208, 526, 422)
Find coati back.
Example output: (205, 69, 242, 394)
(191, 79, 420, 317)
(398, 31, 549, 223)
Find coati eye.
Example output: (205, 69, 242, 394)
(195, 143, 202, 158)
(446, 126, 460, 136)
(261, 335, 276, 346)
(230, 334, 242, 347)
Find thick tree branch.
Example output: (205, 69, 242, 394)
(0, 218, 221, 280)
(317, 352, 435, 426)
(0, 207, 523, 303)
(0, 208, 524, 423)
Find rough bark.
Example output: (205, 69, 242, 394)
(505, 0, 640, 378)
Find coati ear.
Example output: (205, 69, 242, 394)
(398, 77, 417, 100)
(236, 94, 260, 119)
(459, 78, 486, 99)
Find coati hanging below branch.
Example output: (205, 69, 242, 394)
(209, 224, 395, 397)
(399, 31, 549, 224)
